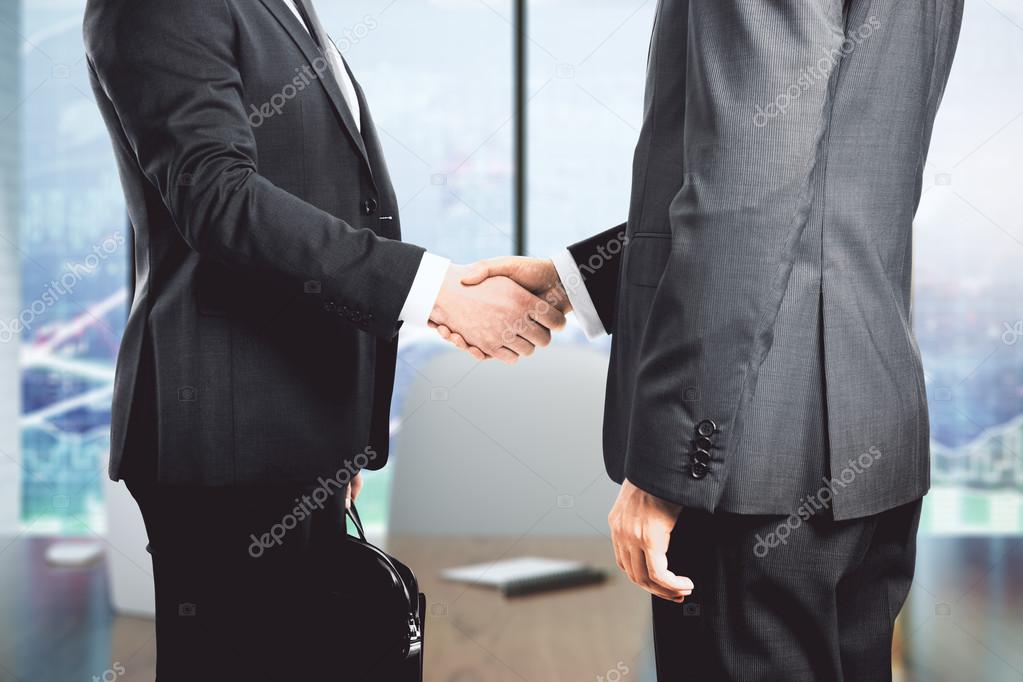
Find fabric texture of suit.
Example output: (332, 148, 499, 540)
(127, 479, 354, 680)
(652, 499, 922, 681)
(84, 0, 425, 486)
(570, 0, 964, 521)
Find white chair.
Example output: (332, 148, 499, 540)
(388, 343, 619, 536)
(104, 477, 155, 617)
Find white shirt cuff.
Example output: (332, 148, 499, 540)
(552, 249, 607, 339)
(399, 252, 450, 329)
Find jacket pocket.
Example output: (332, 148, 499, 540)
(625, 232, 672, 288)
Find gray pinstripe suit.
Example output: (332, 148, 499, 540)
(572, 0, 963, 521)
(568, 0, 963, 677)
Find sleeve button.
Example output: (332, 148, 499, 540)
(690, 461, 710, 479)
(695, 419, 718, 438)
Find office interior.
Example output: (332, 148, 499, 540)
(0, 1, 1021, 680)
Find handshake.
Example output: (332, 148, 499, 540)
(428, 257, 572, 364)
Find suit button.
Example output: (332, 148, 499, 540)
(350, 311, 363, 323)
(690, 448, 711, 466)
(694, 436, 713, 451)
(695, 419, 717, 438)
(323, 300, 336, 313)
(690, 461, 709, 479)
(361, 198, 378, 216)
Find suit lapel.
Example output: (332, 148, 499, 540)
(257, 0, 372, 174)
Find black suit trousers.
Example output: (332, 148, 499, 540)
(653, 499, 922, 681)
(127, 479, 352, 681)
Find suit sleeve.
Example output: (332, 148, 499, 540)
(563, 224, 628, 335)
(84, 0, 423, 340)
(622, 0, 847, 511)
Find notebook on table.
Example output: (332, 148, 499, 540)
(441, 557, 606, 597)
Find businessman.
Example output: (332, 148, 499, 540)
(84, 0, 564, 678)
(442, 0, 964, 678)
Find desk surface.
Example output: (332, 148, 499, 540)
(0, 536, 651, 682)
(388, 535, 652, 682)
(5, 536, 1023, 681)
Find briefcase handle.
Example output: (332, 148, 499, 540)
(346, 504, 424, 661)
(346, 504, 411, 606)
(347, 503, 368, 542)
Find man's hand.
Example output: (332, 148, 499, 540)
(345, 472, 363, 511)
(430, 264, 566, 365)
(608, 479, 694, 602)
(433, 257, 571, 360)
(462, 257, 572, 313)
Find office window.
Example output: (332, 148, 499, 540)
(0, 0, 20, 533)
(525, 0, 654, 350)
(914, 1, 1023, 534)
(525, 0, 654, 260)
(17, 0, 127, 534)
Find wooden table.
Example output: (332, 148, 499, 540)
(387, 536, 653, 682)
(1, 536, 652, 681)
(7, 536, 1023, 681)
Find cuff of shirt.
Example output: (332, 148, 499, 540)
(398, 252, 451, 329)
(552, 249, 607, 339)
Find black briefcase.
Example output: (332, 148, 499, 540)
(331, 505, 426, 681)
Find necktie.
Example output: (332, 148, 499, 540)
(289, 0, 362, 133)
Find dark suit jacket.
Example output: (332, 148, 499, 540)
(84, 0, 425, 485)
(568, 0, 963, 520)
